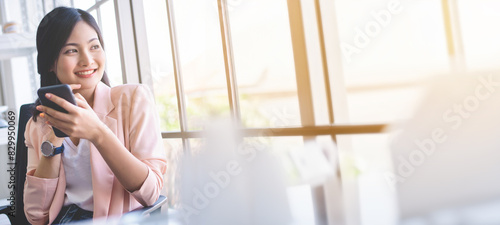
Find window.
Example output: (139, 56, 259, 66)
(166, 0, 231, 131)
(143, 0, 180, 132)
(95, 0, 123, 86)
(336, 0, 449, 124)
(457, 0, 500, 71)
(227, 0, 302, 128)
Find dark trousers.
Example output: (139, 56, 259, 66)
(52, 204, 93, 224)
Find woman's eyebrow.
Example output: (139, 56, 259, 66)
(88, 37, 98, 43)
(64, 38, 99, 47)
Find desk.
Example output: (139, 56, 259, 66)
(401, 199, 500, 225)
(74, 186, 316, 225)
(74, 210, 183, 225)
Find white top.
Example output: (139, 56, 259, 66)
(62, 138, 94, 211)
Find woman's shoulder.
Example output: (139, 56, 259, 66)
(110, 84, 153, 95)
(109, 84, 154, 103)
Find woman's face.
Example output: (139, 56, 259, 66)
(54, 21, 105, 90)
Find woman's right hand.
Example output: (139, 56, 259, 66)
(39, 115, 64, 146)
(33, 119, 63, 178)
(32, 84, 81, 179)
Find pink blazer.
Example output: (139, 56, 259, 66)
(23, 82, 167, 225)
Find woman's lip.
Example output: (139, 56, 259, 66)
(75, 69, 97, 78)
(75, 68, 96, 73)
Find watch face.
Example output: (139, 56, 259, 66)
(41, 141, 53, 156)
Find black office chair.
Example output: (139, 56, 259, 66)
(0, 104, 32, 224)
(0, 103, 167, 224)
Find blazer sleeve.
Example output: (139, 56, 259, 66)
(127, 85, 167, 206)
(23, 118, 60, 225)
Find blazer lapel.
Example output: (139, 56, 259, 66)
(90, 82, 117, 217)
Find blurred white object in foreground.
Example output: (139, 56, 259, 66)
(177, 121, 292, 225)
(389, 72, 500, 224)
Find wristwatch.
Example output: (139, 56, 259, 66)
(41, 141, 64, 157)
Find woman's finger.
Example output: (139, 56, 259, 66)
(45, 93, 77, 113)
(37, 105, 72, 122)
(42, 111, 70, 132)
(69, 84, 82, 92)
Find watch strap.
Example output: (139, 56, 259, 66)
(53, 145, 64, 155)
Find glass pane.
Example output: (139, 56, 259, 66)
(143, 0, 180, 132)
(347, 86, 426, 123)
(458, 0, 500, 71)
(99, 0, 123, 86)
(162, 138, 184, 207)
(73, 0, 96, 10)
(227, 0, 301, 128)
(171, 0, 230, 130)
(335, 0, 449, 123)
(54, 0, 72, 7)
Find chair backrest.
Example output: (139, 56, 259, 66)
(11, 103, 33, 224)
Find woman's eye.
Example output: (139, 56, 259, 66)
(91, 45, 100, 50)
(64, 49, 77, 54)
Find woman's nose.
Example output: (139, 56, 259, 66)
(79, 51, 94, 67)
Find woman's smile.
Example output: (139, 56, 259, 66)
(75, 69, 97, 78)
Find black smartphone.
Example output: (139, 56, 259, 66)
(37, 84, 76, 137)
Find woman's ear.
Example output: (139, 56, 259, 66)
(50, 62, 56, 73)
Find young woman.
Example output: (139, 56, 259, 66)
(23, 7, 167, 224)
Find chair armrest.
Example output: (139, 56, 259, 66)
(120, 195, 168, 224)
(0, 204, 14, 224)
(131, 195, 168, 216)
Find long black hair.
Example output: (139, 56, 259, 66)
(33, 7, 110, 121)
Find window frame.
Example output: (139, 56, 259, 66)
(113, 0, 463, 223)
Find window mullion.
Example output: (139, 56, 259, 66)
(113, 0, 140, 84)
(287, 1, 326, 225)
(95, 1, 103, 40)
(130, 0, 155, 92)
(86, 0, 109, 12)
(161, 124, 387, 139)
(441, 0, 466, 72)
(217, 0, 241, 125)
(286, 0, 315, 128)
(166, 0, 190, 152)
(314, 0, 334, 126)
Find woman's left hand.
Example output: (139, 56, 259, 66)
(37, 91, 106, 142)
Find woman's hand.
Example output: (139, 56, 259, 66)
(34, 109, 66, 178)
(36, 84, 107, 143)
(39, 117, 64, 147)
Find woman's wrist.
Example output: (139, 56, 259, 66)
(49, 136, 64, 147)
(90, 122, 112, 146)
(33, 154, 61, 178)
